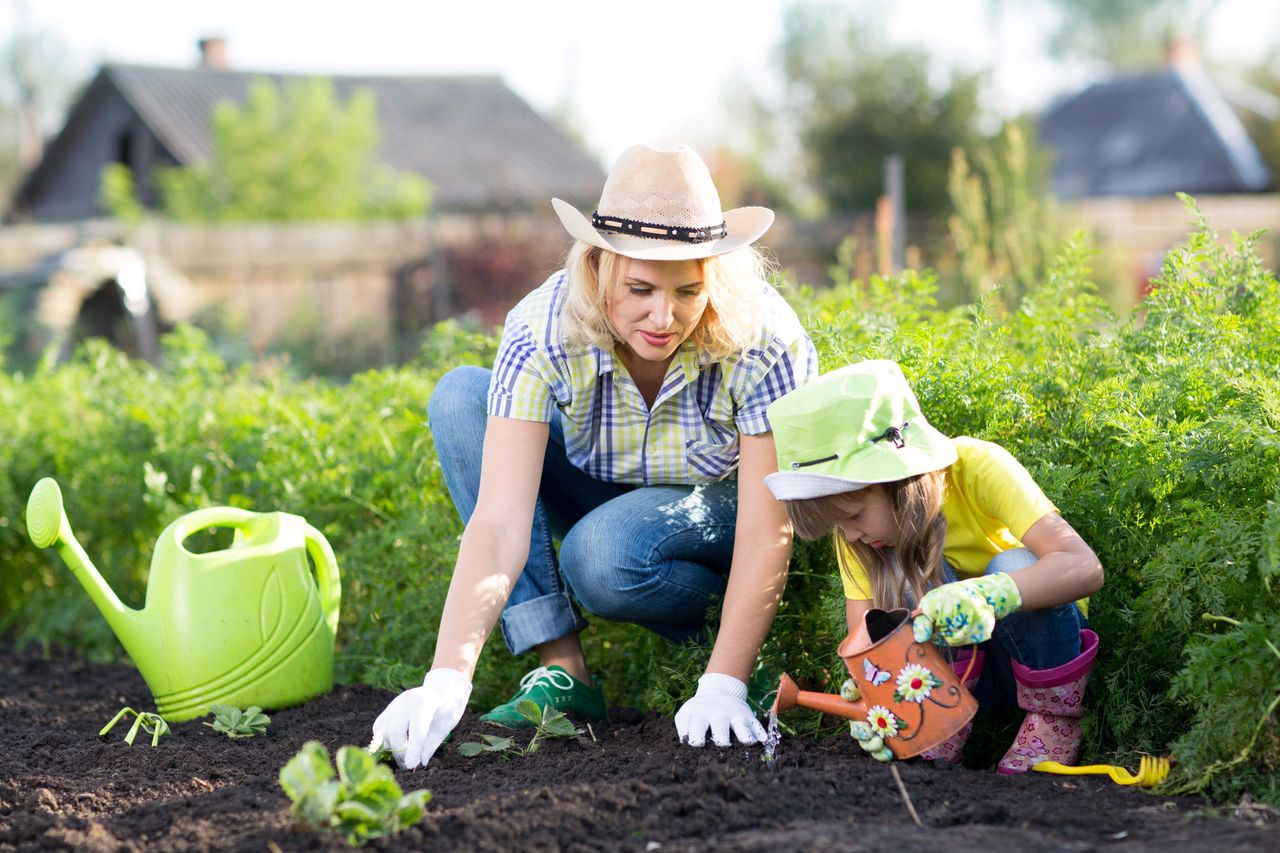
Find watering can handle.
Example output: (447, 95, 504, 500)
(303, 525, 342, 636)
(172, 506, 261, 542)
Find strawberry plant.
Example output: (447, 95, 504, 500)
(457, 700, 583, 758)
(279, 740, 430, 846)
(99, 707, 171, 747)
(204, 704, 270, 738)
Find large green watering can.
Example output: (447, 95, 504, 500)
(25, 477, 341, 722)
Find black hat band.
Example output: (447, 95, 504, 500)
(592, 212, 728, 244)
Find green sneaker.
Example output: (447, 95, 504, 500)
(480, 665, 607, 729)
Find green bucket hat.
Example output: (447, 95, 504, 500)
(764, 360, 957, 500)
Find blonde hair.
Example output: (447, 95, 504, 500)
(558, 240, 769, 360)
(783, 471, 948, 609)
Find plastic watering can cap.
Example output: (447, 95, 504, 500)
(27, 478, 66, 549)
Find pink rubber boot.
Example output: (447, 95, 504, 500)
(997, 629, 1099, 774)
(919, 648, 985, 763)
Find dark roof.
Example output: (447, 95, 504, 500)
(1038, 66, 1272, 199)
(54, 63, 604, 212)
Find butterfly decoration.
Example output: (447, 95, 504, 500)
(862, 658, 891, 686)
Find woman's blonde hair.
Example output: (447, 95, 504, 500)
(783, 470, 948, 609)
(558, 240, 769, 360)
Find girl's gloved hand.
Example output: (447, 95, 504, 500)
(913, 572, 1023, 646)
(675, 673, 767, 747)
(368, 668, 472, 769)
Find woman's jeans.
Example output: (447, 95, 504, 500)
(942, 549, 1088, 713)
(428, 366, 738, 657)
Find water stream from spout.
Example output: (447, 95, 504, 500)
(761, 711, 782, 762)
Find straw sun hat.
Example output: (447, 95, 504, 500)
(552, 144, 775, 261)
(764, 360, 958, 501)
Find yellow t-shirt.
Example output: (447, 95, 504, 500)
(839, 436, 1060, 600)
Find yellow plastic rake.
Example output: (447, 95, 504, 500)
(1033, 755, 1171, 787)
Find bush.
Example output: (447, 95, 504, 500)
(3, 198, 1277, 805)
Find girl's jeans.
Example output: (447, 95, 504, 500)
(941, 549, 1087, 713)
(428, 366, 738, 656)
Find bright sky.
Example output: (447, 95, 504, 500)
(8, 0, 1280, 168)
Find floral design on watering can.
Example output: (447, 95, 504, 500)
(893, 663, 943, 704)
(772, 607, 978, 759)
(884, 645, 966, 744)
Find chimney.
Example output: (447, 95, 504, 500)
(198, 37, 229, 70)
(1166, 36, 1200, 70)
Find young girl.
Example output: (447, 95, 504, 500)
(762, 360, 1103, 773)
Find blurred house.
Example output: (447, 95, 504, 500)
(1, 39, 605, 368)
(1039, 42, 1279, 303)
(8, 38, 603, 221)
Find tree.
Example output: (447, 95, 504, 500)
(779, 2, 985, 214)
(0, 24, 77, 200)
(104, 77, 430, 223)
(1034, 0, 1219, 69)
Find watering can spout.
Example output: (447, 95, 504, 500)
(772, 672, 867, 721)
(26, 478, 149, 653)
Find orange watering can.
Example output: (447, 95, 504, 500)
(772, 607, 977, 759)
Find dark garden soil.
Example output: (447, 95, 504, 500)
(1, 646, 1277, 852)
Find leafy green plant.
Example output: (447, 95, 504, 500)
(279, 740, 430, 847)
(204, 704, 271, 738)
(99, 707, 171, 747)
(456, 700, 583, 759)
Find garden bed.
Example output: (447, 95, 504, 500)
(1, 646, 1276, 851)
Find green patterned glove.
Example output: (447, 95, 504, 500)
(912, 573, 1023, 646)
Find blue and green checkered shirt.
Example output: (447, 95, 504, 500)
(487, 271, 818, 486)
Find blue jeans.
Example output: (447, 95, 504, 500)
(941, 549, 1087, 713)
(428, 366, 738, 656)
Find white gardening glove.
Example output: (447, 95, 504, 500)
(368, 668, 471, 769)
(674, 673, 767, 748)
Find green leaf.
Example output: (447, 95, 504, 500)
(395, 789, 431, 825)
(298, 780, 341, 826)
(279, 741, 335, 803)
(515, 699, 543, 724)
(335, 744, 376, 788)
(206, 703, 271, 737)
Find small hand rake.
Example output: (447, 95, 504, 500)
(1032, 755, 1171, 787)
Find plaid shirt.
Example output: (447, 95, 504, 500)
(487, 271, 818, 486)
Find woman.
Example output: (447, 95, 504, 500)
(370, 144, 818, 769)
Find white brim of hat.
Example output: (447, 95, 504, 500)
(764, 472, 878, 501)
(552, 198, 774, 261)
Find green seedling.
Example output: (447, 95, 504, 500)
(279, 740, 430, 847)
(457, 699, 583, 759)
(204, 704, 271, 738)
(99, 707, 171, 747)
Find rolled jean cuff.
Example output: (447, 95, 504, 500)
(499, 591, 588, 656)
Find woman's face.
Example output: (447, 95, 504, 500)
(834, 486, 900, 550)
(606, 257, 709, 365)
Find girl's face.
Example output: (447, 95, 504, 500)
(606, 258, 709, 365)
(834, 485, 900, 550)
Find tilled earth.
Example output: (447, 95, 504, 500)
(1, 646, 1277, 851)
